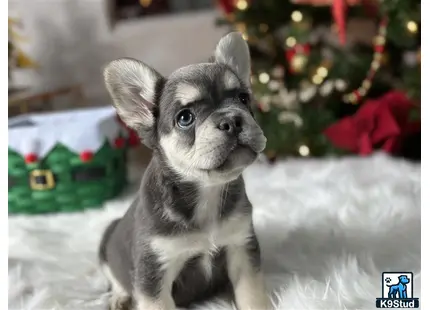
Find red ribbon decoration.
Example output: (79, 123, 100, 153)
(324, 91, 420, 156)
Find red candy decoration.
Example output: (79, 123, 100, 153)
(25, 153, 38, 164)
(375, 45, 384, 53)
(114, 137, 126, 148)
(80, 151, 94, 162)
(332, 0, 347, 45)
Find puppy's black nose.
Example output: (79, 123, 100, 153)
(218, 116, 243, 136)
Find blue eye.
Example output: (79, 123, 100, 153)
(238, 93, 250, 105)
(176, 109, 195, 128)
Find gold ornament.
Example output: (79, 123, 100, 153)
(316, 66, 328, 78)
(285, 37, 297, 48)
(374, 52, 382, 62)
(358, 87, 367, 96)
(258, 72, 270, 84)
(371, 60, 380, 70)
(139, 0, 152, 7)
(236, 0, 248, 10)
(344, 93, 358, 104)
(291, 54, 308, 73)
(373, 35, 386, 46)
(298, 145, 310, 157)
(312, 74, 323, 85)
(406, 21, 418, 34)
(362, 79, 371, 90)
(291, 11, 303, 23)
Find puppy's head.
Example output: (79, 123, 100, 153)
(104, 32, 266, 185)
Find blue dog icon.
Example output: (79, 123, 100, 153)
(386, 275, 410, 299)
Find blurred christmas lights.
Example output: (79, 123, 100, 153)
(236, 0, 248, 10)
(259, 72, 270, 84)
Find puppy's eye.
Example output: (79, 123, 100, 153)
(176, 109, 195, 129)
(238, 93, 250, 105)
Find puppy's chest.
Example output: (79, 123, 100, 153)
(151, 214, 251, 261)
(153, 186, 250, 260)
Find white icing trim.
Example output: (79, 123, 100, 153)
(8, 106, 127, 158)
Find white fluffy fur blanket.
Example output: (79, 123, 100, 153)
(8, 153, 421, 310)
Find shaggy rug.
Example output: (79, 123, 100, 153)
(8, 153, 421, 310)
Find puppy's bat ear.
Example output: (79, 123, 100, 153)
(103, 58, 164, 130)
(214, 32, 251, 87)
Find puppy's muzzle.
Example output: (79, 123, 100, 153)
(214, 109, 267, 153)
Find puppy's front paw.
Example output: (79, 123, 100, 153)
(234, 287, 272, 310)
(134, 292, 176, 310)
(238, 296, 273, 310)
(109, 295, 132, 310)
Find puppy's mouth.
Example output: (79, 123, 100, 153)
(206, 144, 257, 172)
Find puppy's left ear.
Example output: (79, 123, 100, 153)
(214, 32, 251, 87)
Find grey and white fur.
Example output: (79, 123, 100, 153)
(99, 32, 271, 310)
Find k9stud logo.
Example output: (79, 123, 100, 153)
(376, 272, 419, 308)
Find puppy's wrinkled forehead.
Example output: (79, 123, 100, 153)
(163, 63, 244, 107)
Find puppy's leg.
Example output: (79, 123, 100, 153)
(226, 234, 271, 310)
(133, 251, 187, 310)
(101, 264, 132, 310)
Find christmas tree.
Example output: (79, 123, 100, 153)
(9, 17, 37, 86)
(216, 0, 420, 160)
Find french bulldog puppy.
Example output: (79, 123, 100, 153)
(99, 32, 271, 310)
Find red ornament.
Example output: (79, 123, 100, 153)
(217, 0, 236, 14)
(375, 45, 384, 53)
(80, 151, 94, 162)
(285, 44, 311, 61)
(114, 137, 126, 148)
(285, 44, 311, 73)
(324, 91, 420, 156)
(25, 153, 38, 164)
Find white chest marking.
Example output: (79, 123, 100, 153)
(200, 254, 213, 280)
(150, 214, 252, 264)
(193, 185, 223, 226)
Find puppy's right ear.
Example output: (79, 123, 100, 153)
(103, 58, 163, 130)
